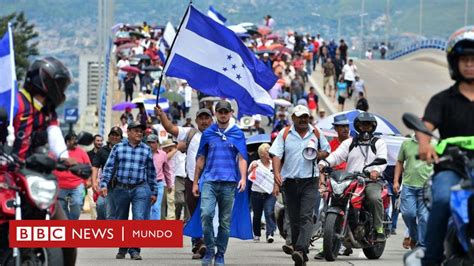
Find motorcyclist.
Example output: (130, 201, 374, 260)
(0, 56, 76, 265)
(417, 26, 474, 266)
(318, 112, 388, 242)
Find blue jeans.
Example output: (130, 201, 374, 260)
(58, 183, 84, 220)
(113, 183, 152, 255)
(150, 181, 164, 220)
(400, 185, 428, 246)
(251, 191, 276, 237)
(387, 182, 400, 230)
(96, 195, 106, 220)
(106, 187, 116, 220)
(200, 181, 236, 255)
(422, 171, 462, 265)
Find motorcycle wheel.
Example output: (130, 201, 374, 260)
(1, 248, 64, 266)
(323, 213, 343, 261)
(363, 241, 386, 259)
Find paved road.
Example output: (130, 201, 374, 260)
(79, 53, 448, 265)
(310, 49, 453, 135)
(76, 214, 407, 265)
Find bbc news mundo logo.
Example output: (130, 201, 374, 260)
(10, 220, 183, 248)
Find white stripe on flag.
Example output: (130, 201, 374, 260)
(207, 10, 224, 25)
(0, 54, 12, 94)
(168, 27, 273, 108)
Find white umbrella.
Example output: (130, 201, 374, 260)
(316, 110, 401, 135)
(273, 98, 292, 107)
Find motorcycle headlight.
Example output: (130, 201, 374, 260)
(26, 175, 58, 210)
(331, 179, 352, 195)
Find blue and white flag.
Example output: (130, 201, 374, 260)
(207, 5, 227, 25)
(144, 98, 169, 115)
(0, 23, 17, 127)
(158, 22, 176, 62)
(164, 6, 277, 117)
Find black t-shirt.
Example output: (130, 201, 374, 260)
(87, 149, 97, 163)
(92, 144, 112, 169)
(423, 84, 474, 139)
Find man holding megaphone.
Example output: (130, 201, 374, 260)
(269, 105, 330, 266)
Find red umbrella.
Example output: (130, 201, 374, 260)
(117, 42, 135, 52)
(120, 66, 142, 74)
(273, 46, 293, 55)
(114, 38, 132, 45)
(266, 33, 280, 41)
(257, 26, 272, 36)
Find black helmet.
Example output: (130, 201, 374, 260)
(446, 25, 474, 82)
(24, 56, 72, 108)
(354, 112, 377, 141)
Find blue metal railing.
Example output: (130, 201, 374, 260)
(386, 39, 447, 60)
(98, 38, 112, 137)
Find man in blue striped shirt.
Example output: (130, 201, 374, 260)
(100, 121, 158, 260)
(193, 100, 248, 266)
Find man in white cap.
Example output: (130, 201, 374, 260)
(269, 105, 330, 266)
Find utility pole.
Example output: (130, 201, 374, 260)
(359, 0, 367, 59)
(419, 0, 423, 36)
(465, 0, 469, 26)
(338, 17, 341, 41)
(385, 0, 390, 46)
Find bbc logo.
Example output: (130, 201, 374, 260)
(16, 227, 66, 241)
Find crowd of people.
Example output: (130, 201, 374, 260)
(2, 10, 471, 266)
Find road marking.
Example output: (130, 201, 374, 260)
(389, 77, 398, 84)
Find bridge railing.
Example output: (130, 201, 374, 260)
(386, 39, 447, 60)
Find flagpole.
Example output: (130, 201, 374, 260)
(7, 22, 17, 147)
(156, 0, 193, 106)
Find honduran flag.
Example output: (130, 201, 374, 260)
(0, 23, 17, 132)
(164, 6, 277, 117)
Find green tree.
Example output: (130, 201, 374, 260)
(0, 12, 39, 80)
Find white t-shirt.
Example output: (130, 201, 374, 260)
(342, 64, 358, 81)
(152, 124, 170, 144)
(249, 159, 273, 193)
(177, 127, 202, 181)
(116, 59, 130, 75)
(354, 80, 365, 94)
(184, 85, 193, 108)
(172, 150, 187, 177)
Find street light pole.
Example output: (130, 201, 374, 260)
(386, 0, 390, 46)
(359, 0, 366, 59)
(338, 17, 341, 41)
(465, 0, 469, 26)
(419, 0, 423, 36)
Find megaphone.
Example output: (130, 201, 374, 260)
(302, 139, 318, 160)
(240, 116, 255, 128)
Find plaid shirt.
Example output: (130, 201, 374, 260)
(100, 139, 158, 196)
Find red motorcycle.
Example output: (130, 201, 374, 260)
(0, 131, 93, 266)
(321, 158, 392, 261)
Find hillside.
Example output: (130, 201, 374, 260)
(0, 0, 472, 109)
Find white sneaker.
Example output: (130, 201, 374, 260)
(266, 235, 274, 243)
(253, 236, 260, 242)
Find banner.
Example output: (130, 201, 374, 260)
(9, 220, 183, 248)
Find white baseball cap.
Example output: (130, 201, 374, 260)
(291, 105, 310, 117)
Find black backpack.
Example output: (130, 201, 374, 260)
(348, 136, 379, 154)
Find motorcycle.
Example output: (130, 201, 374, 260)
(0, 110, 94, 266)
(320, 158, 392, 261)
(402, 113, 474, 266)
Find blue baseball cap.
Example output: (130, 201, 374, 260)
(332, 114, 350, 126)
